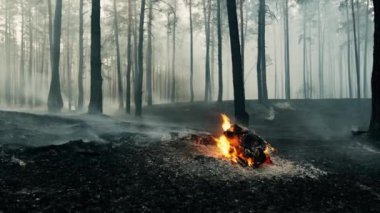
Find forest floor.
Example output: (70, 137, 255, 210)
(0, 99, 379, 212)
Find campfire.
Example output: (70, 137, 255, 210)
(213, 114, 276, 168)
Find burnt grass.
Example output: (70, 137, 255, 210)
(0, 99, 380, 212)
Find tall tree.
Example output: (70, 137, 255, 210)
(283, 0, 291, 99)
(217, 0, 223, 103)
(351, 0, 361, 99)
(47, 0, 64, 112)
(363, 0, 370, 98)
(346, 0, 353, 98)
(146, 0, 153, 106)
(226, 0, 249, 126)
(369, 0, 380, 137)
(135, 0, 146, 116)
(203, 0, 212, 101)
(187, 0, 195, 102)
(171, 2, 177, 103)
(126, 0, 133, 113)
(78, 0, 84, 110)
(257, 0, 268, 102)
(113, 0, 123, 109)
(19, 2, 25, 106)
(240, 0, 245, 76)
(88, 0, 103, 114)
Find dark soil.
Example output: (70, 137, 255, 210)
(0, 100, 379, 212)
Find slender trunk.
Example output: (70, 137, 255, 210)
(66, 6, 72, 110)
(189, 0, 194, 102)
(135, 0, 146, 116)
(351, 0, 361, 99)
(217, 0, 223, 102)
(261, 0, 268, 100)
(88, 0, 103, 114)
(318, 3, 324, 98)
(369, 0, 380, 137)
(240, 0, 245, 77)
(363, 0, 370, 98)
(78, 0, 84, 110)
(146, 1, 153, 106)
(203, 0, 212, 101)
(226, 0, 249, 126)
(171, 3, 177, 103)
(113, 0, 123, 109)
(20, 4, 25, 106)
(126, 0, 133, 113)
(346, 0, 353, 98)
(284, 0, 290, 99)
(5, 1, 11, 105)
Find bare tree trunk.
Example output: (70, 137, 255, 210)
(363, 0, 370, 98)
(171, 3, 177, 103)
(20, 3, 25, 106)
(189, 0, 194, 102)
(146, 1, 153, 106)
(226, 0, 249, 126)
(126, 0, 133, 113)
(78, 0, 84, 110)
(217, 0, 223, 103)
(240, 0, 245, 77)
(351, 0, 361, 99)
(135, 0, 146, 116)
(113, 0, 123, 109)
(369, 0, 380, 137)
(346, 0, 353, 98)
(203, 0, 212, 102)
(284, 0, 291, 100)
(88, 0, 103, 114)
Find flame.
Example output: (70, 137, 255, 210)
(221, 114, 232, 131)
(214, 114, 274, 168)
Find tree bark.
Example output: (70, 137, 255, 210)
(88, 0, 103, 114)
(146, 1, 153, 106)
(135, 0, 146, 116)
(126, 0, 133, 113)
(369, 0, 380, 137)
(217, 0, 223, 103)
(113, 0, 123, 109)
(171, 3, 177, 103)
(351, 0, 361, 99)
(78, 0, 84, 110)
(47, 0, 64, 112)
(226, 0, 249, 126)
(346, 0, 353, 98)
(284, 0, 290, 100)
(363, 0, 370, 98)
(203, 0, 212, 102)
(189, 0, 194, 102)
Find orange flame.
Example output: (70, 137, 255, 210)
(214, 114, 274, 168)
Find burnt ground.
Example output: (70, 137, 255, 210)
(0, 99, 379, 212)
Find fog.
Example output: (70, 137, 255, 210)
(0, 0, 374, 113)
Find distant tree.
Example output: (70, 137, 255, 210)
(77, 0, 84, 110)
(351, 0, 361, 99)
(226, 0, 249, 126)
(47, 0, 64, 112)
(217, 0, 223, 103)
(113, 0, 123, 109)
(369, 0, 380, 137)
(203, 0, 212, 102)
(283, 0, 291, 99)
(185, 0, 195, 102)
(256, 0, 268, 102)
(88, 0, 103, 114)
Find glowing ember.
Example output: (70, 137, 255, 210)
(214, 114, 276, 168)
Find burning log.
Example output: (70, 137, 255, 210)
(214, 114, 275, 168)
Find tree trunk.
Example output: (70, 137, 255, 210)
(171, 3, 177, 103)
(363, 0, 370, 98)
(66, 6, 72, 110)
(303, 10, 307, 99)
(257, 0, 267, 102)
(78, 0, 84, 110)
(284, 0, 291, 100)
(126, 0, 133, 113)
(203, 0, 212, 102)
(20, 4, 25, 106)
(146, 1, 153, 106)
(369, 0, 380, 137)
(88, 0, 103, 114)
(217, 0, 223, 103)
(135, 0, 146, 116)
(113, 0, 123, 109)
(189, 0, 194, 102)
(226, 0, 249, 126)
(351, 0, 361, 99)
(346, 0, 353, 98)
(240, 0, 245, 77)
(47, 0, 64, 112)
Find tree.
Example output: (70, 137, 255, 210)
(146, 0, 153, 106)
(369, 0, 380, 137)
(47, 0, 64, 112)
(256, 0, 268, 102)
(78, 0, 84, 110)
(351, 0, 361, 99)
(226, 0, 249, 126)
(88, 0, 103, 114)
(283, 0, 291, 99)
(203, 0, 212, 102)
(217, 0, 223, 103)
(126, 0, 133, 113)
(186, 0, 195, 102)
(113, 0, 123, 109)
(135, 0, 146, 117)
